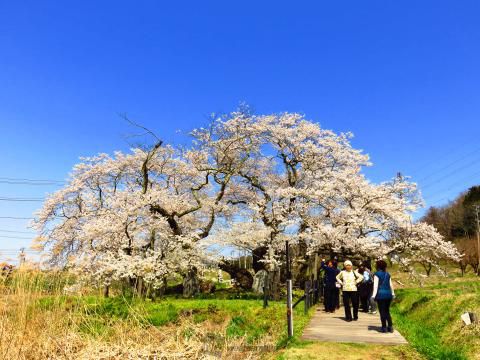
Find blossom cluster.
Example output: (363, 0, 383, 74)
(32, 112, 460, 287)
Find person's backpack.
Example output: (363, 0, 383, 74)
(363, 270, 373, 284)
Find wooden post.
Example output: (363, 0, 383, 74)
(304, 282, 308, 314)
(286, 241, 293, 338)
(287, 279, 293, 337)
(263, 285, 268, 308)
(304, 280, 311, 314)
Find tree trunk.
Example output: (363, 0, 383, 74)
(136, 277, 145, 298)
(423, 263, 432, 277)
(269, 267, 281, 301)
(219, 261, 253, 289)
(293, 259, 310, 287)
(472, 263, 480, 275)
(146, 278, 167, 300)
(103, 285, 110, 298)
(157, 277, 167, 297)
(183, 268, 200, 297)
(252, 246, 268, 273)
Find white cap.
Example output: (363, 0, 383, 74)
(344, 260, 353, 266)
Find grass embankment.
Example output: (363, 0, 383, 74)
(278, 273, 480, 360)
(392, 280, 480, 360)
(0, 270, 313, 359)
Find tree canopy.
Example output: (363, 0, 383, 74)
(33, 111, 461, 293)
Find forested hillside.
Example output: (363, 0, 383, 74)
(421, 186, 480, 276)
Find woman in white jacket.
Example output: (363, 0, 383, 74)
(336, 260, 363, 321)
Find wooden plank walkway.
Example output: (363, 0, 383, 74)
(302, 308, 408, 345)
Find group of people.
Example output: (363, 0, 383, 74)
(320, 258, 395, 333)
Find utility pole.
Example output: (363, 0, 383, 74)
(474, 205, 480, 275)
(19, 247, 26, 267)
(286, 240, 293, 338)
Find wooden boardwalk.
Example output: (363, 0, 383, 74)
(302, 308, 408, 345)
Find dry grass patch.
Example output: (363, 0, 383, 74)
(0, 270, 292, 359)
(277, 342, 422, 360)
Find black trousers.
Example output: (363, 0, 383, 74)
(359, 283, 372, 312)
(342, 291, 359, 320)
(360, 294, 369, 312)
(377, 299, 393, 328)
(324, 284, 337, 311)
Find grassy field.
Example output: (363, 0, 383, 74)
(1, 268, 478, 359)
(0, 270, 313, 359)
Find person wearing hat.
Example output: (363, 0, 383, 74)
(336, 260, 363, 321)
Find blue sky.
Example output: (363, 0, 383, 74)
(1, 1, 480, 262)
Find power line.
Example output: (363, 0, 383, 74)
(0, 229, 35, 234)
(0, 197, 44, 202)
(416, 146, 480, 183)
(0, 235, 35, 240)
(422, 169, 480, 203)
(0, 176, 64, 184)
(0, 248, 39, 251)
(425, 197, 452, 208)
(420, 158, 480, 190)
(409, 138, 480, 176)
(0, 216, 34, 220)
(424, 179, 480, 207)
(0, 180, 62, 186)
(0, 250, 39, 254)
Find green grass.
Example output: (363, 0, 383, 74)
(29, 292, 314, 347)
(12, 269, 479, 358)
(276, 305, 315, 350)
(391, 280, 480, 360)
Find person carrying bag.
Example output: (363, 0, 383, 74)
(336, 260, 363, 321)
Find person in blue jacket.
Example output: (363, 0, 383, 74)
(321, 258, 339, 313)
(371, 259, 395, 333)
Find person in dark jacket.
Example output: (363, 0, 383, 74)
(371, 259, 395, 333)
(357, 266, 371, 312)
(321, 259, 338, 312)
(363, 262, 377, 314)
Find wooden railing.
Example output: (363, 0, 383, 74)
(293, 279, 322, 314)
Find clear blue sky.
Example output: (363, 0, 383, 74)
(1, 1, 480, 262)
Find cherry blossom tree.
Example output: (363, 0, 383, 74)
(33, 129, 247, 297)
(200, 112, 461, 292)
(33, 110, 460, 298)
